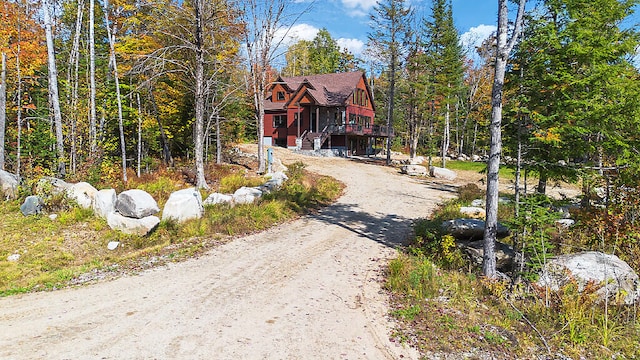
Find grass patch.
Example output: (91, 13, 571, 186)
(447, 160, 516, 180)
(0, 163, 343, 296)
(389, 180, 640, 358)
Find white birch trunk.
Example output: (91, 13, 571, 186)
(137, 93, 142, 178)
(104, 0, 127, 183)
(483, 0, 526, 279)
(43, 0, 65, 177)
(89, 0, 97, 154)
(193, 0, 208, 189)
(0, 53, 6, 170)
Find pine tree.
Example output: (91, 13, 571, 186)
(368, 0, 413, 165)
(421, 0, 465, 167)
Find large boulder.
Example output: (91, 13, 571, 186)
(34, 176, 70, 196)
(66, 182, 98, 209)
(536, 251, 640, 305)
(0, 169, 19, 200)
(115, 189, 159, 219)
(429, 166, 457, 181)
(20, 195, 43, 216)
(233, 187, 263, 205)
(162, 188, 204, 223)
(459, 240, 517, 272)
(261, 171, 289, 193)
(442, 218, 510, 241)
(203, 193, 233, 206)
(400, 165, 427, 176)
(93, 189, 117, 219)
(107, 212, 160, 236)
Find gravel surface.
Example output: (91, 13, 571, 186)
(0, 146, 576, 359)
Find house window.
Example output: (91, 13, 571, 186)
(273, 115, 287, 128)
(349, 114, 356, 125)
(353, 89, 367, 107)
(276, 91, 285, 101)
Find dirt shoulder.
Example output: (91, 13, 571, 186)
(0, 147, 574, 359)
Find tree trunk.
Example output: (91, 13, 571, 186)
(386, 51, 396, 166)
(104, 1, 127, 183)
(148, 89, 173, 166)
(43, 0, 65, 177)
(89, 0, 97, 155)
(137, 93, 142, 178)
(67, 0, 83, 174)
(216, 113, 222, 164)
(15, 47, 22, 177)
(537, 170, 548, 194)
(441, 101, 450, 167)
(193, 0, 208, 188)
(0, 52, 6, 170)
(483, 0, 526, 279)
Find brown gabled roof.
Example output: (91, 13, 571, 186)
(265, 71, 371, 111)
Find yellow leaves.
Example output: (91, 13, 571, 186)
(533, 127, 562, 144)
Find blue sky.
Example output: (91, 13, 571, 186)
(280, 0, 639, 67)
(282, 0, 500, 57)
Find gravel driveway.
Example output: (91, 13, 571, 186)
(0, 147, 457, 359)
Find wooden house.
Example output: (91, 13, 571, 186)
(263, 71, 390, 156)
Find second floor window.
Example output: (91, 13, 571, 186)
(276, 91, 285, 101)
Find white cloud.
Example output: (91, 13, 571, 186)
(274, 23, 320, 47)
(460, 24, 496, 50)
(341, 0, 377, 17)
(337, 38, 365, 55)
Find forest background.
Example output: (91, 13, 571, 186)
(0, 0, 638, 195)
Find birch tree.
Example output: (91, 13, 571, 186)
(89, 0, 97, 155)
(483, 0, 527, 279)
(104, 0, 127, 183)
(0, 52, 5, 170)
(241, 0, 307, 173)
(43, 0, 65, 177)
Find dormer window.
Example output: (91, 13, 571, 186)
(276, 91, 285, 101)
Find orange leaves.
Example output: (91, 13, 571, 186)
(533, 127, 562, 144)
(0, 1, 46, 78)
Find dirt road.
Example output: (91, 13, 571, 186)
(0, 149, 457, 359)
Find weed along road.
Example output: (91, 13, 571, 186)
(0, 149, 456, 359)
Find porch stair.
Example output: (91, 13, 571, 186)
(300, 131, 328, 150)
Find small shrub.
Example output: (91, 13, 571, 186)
(458, 183, 484, 203)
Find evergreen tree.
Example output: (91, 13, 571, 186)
(368, 0, 413, 165)
(421, 0, 465, 167)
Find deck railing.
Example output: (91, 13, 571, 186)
(324, 124, 393, 137)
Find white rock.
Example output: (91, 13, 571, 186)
(107, 241, 120, 250)
(7, 253, 20, 262)
(116, 189, 159, 219)
(66, 182, 98, 209)
(203, 193, 233, 206)
(0, 169, 19, 200)
(459, 206, 486, 219)
(555, 219, 575, 228)
(107, 212, 160, 236)
(49, 214, 58, 221)
(162, 188, 204, 223)
(537, 251, 640, 305)
(233, 186, 263, 204)
(93, 189, 117, 219)
(429, 166, 457, 180)
(35, 176, 70, 196)
(471, 199, 484, 207)
(400, 165, 427, 176)
(409, 156, 425, 165)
